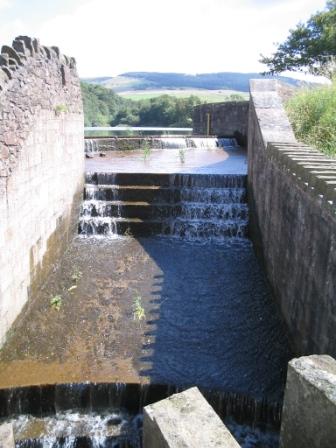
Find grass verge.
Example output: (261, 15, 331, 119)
(285, 81, 336, 157)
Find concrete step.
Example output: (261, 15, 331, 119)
(80, 201, 249, 221)
(85, 172, 247, 188)
(78, 217, 248, 238)
(84, 185, 247, 204)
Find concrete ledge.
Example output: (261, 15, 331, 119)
(280, 355, 336, 448)
(143, 387, 240, 448)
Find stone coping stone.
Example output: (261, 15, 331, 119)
(280, 355, 336, 448)
(143, 387, 240, 448)
(267, 142, 336, 205)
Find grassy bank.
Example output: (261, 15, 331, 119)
(286, 81, 336, 157)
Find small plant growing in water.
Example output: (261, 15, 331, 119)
(71, 268, 82, 282)
(179, 148, 185, 163)
(133, 295, 145, 321)
(50, 295, 62, 311)
(142, 143, 151, 161)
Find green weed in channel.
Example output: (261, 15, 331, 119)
(133, 295, 146, 321)
(50, 295, 62, 311)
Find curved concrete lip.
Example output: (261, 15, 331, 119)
(86, 147, 247, 175)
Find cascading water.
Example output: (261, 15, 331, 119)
(83, 136, 239, 153)
(13, 411, 140, 448)
(78, 173, 248, 239)
(1, 382, 283, 447)
(157, 136, 237, 149)
(85, 139, 99, 155)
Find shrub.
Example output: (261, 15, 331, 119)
(285, 81, 336, 157)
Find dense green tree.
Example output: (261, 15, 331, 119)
(260, 1, 336, 78)
(81, 82, 134, 126)
(81, 82, 202, 127)
(137, 95, 201, 127)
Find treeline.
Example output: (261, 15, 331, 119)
(81, 82, 203, 127)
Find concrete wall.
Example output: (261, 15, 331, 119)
(192, 101, 249, 145)
(280, 355, 336, 448)
(143, 387, 239, 448)
(248, 79, 336, 355)
(0, 36, 84, 346)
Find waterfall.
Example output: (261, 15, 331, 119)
(2, 382, 282, 447)
(78, 173, 248, 239)
(85, 139, 99, 154)
(84, 137, 239, 153)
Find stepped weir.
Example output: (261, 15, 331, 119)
(0, 136, 292, 447)
(79, 173, 248, 238)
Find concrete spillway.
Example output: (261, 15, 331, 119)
(0, 142, 292, 447)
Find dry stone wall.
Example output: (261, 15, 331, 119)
(248, 79, 336, 355)
(0, 36, 84, 346)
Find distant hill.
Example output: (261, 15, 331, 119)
(83, 71, 306, 93)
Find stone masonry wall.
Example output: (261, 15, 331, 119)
(0, 36, 84, 346)
(193, 101, 249, 146)
(248, 79, 336, 355)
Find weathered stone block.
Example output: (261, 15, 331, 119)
(143, 387, 240, 448)
(280, 355, 336, 448)
(1, 45, 23, 66)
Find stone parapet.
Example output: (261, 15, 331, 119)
(248, 79, 336, 355)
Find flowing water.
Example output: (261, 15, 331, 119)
(0, 144, 292, 447)
(84, 137, 238, 154)
(13, 411, 141, 448)
(0, 235, 292, 447)
(79, 173, 248, 239)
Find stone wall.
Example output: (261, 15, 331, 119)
(192, 101, 249, 145)
(0, 36, 84, 346)
(248, 79, 336, 355)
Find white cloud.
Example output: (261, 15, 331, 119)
(0, 0, 10, 10)
(4, 0, 329, 77)
(1, 18, 26, 46)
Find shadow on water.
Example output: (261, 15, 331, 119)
(134, 236, 293, 426)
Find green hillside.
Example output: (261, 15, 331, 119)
(83, 71, 305, 93)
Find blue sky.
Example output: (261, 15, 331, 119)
(0, 0, 328, 78)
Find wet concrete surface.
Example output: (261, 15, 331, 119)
(0, 236, 291, 402)
(86, 147, 247, 175)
